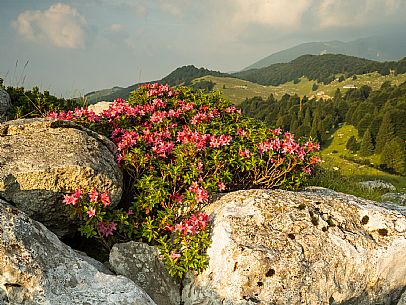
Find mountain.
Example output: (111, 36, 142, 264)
(243, 35, 406, 70)
(84, 65, 227, 104)
(233, 54, 406, 86)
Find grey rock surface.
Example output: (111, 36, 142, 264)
(382, 192, 406, 205)
(110, 241, 180, 305)
(182, 187, 406, 305)
(359, 180, 396, 191)
(0, 88, 11, 122)
(0, 198, 157, 305)
(0, 118, 122, 237)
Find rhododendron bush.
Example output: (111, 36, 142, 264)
(51, 84, 320, 278)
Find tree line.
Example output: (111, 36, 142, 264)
(239, 81, 406, 175)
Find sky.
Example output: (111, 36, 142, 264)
(1, 0, 406, 97)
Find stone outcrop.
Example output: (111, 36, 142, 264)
(0, 118, 122, 237)
(0, 199, 157, 305)
(382, 192, 406, 205)
(88, 101, 112, 115)
(359, 180, 396, 192)
(110, 241, 180, 305)
(0, 87, 11, 122)
(182, 187, 406, 305)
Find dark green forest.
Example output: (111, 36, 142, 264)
(239, 81, 406, 174)
(233, 54, 406, 86)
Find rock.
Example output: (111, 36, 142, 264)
(88, 101, 112, 115)
(0, 118, 122, 237)
(397, 289, 406, 305)
(0, 199, 157, 305)
(182, 187, 406, 305)
(382, 192, 406, 205)
(110, 241, 180, 305)
(0, 87, 11, 122)
(359, 180, 396, 192)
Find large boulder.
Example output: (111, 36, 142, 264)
(0, 87, 11, 122)
(0, 199, 156, 305)
(109, 241, 181, 305)
(182, 188, 406, 305)
(0, 118, 122, 237)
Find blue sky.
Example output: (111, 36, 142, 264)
(1, 0, 406, 97)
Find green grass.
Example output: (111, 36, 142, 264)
(308, 124, 406, 201)
(194, 72, 406, 105)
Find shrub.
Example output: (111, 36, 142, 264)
(7, 86, 81, 119)
(51, 84, 320, 278)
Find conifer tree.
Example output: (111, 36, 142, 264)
(380, 137, 405, 174)
(375, 112, 394, 153)
(357, 113, 372, 137)
(303, 108, 312, 127)
(346, 135, 359, 153)
(359, 128, 374, 156)
(290, 119, 299, 134)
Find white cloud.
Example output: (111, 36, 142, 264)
(110, 23, 124, 32)
(158, 1, 187, 17)
(12, 3, 87, 49)
(230, 0, 312, 28)
(315, 0, 406, 28)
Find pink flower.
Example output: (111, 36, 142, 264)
(89, 188, 99, 203)
(239, 148, 251, 159)
(189, 182, 209, 204)
(217, 182, 226, 191)
(258, 141, 272, 153)
(271, 128, 282, 135)
(63, 188, 83, 206)
(97, 221, 117, 237)
(237, 128, 247, 137)
(169, 251, 181, 260)
(87, 207, 96, 218)
(164, 224, 174, 232)
(73, 188, 83, 199)
(63, 194, 78, 206)
(170, 193, 184, 203)
(100, 192, 111, 208)
(209, 135, 232, 148)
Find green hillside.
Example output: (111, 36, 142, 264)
(84, 65, 228, 104)
(194, 72, 406, 105)
(84, 54, 406, 104)
(310, 124, 406, 200)
(234, 54, 406, 86)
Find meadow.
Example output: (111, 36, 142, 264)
(308, 124, 406, 201)
(195, 72, 406, 105)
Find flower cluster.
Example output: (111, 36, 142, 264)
(56, 83, 320, 278)
(63, 188, 116, 238)
(188, 182, 209, 204)
(166, 212, 209, 235)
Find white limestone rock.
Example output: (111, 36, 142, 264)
(0, 199, 156, 305)
(182, 188, 406, 305)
